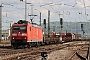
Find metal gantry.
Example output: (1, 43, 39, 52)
(48, 10, 50, 37)
(20, 0, 27, 20)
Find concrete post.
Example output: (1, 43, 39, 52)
(0, 5, 2, 41)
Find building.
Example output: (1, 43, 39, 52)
(2, 29, 10, 40)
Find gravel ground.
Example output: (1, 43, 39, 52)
(0, 40, 88, 60)
(36, 50, 74, 60)
(36, 41, 89, 60)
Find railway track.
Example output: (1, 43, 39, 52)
(67, 45, 88, 60)
(36, 41, 89, 60)
(1, 44, 68, 60)
(0, 42, 88, 60)
(0, 41, 89, 60)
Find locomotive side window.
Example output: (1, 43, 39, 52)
(30, 27, 31, 31)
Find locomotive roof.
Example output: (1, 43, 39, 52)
(12, 22, 42, 28)
(31, 23, 42, 28)
(12, 20, 42, 28)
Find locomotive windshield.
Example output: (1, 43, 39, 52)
(12, 26, 27, 31)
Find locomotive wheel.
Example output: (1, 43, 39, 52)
(13, 46, 18, 49)
(27, 43, 31, 48)
(27, 45, 31, 48)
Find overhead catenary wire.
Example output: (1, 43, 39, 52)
(2, 3, 25, 11)
(83, 0, 86, 15)
(39, 0, 78, 21)
(1, 0, 90, 22)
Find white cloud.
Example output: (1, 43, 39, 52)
(76, 0, 90, 8)
(2, 12, 7, 16)
(0, 0, 90, 22)
(85, 0, 90, 6)
(76, 1, 84, 8)
(40, 9, 48, 17)
(13, 12, 23, 17)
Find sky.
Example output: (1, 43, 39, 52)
(0, 0, 90, 29)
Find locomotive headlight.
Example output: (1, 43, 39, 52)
(13, 37, 15, 39)
(24, 37, 26, 39)
(22, 33, 27, 36)
(12, 34, 17, 36)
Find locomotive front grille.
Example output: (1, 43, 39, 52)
(11, 40, 27, 46)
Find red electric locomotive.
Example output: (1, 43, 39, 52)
(10, 20, 43, 48)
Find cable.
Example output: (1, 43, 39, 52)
(39, 0, 78, 21)
(2, 3, 24, 11)
(82, 0, 86, 15)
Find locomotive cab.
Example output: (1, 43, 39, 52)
(11, 25, 27, 47)
(11, 20, 28, 47)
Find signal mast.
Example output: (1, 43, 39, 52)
(28, 4, 37, 24)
